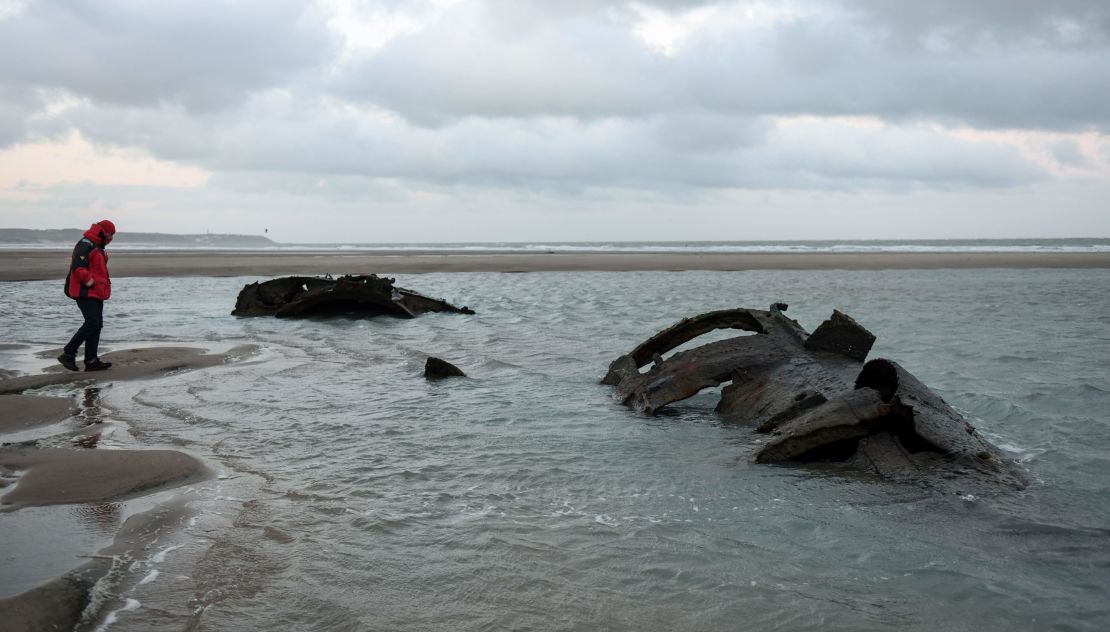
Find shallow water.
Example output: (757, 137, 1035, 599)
(2, 269, 1109, 631)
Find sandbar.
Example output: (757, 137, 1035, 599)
(0, 346, 255, 395)
(0, 447, 208, 506)
(0, 395, 77, 433)
(1, 249, 1109, 281)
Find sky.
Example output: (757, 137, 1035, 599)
(0, 0, 1108, 243)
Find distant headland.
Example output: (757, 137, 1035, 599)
(0, 228, 275, 248)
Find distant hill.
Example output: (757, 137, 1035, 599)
(0, 228, 276, 248)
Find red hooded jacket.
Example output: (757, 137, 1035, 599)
(65, 221, 115, 300)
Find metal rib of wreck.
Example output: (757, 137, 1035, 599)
(232, 274, 475, 319)
(603, 304, 1027, 490)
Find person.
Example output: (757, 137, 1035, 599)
(58, 220, 116, 371)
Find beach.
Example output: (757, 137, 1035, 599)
(1, 249, 1109, 281)
(1, 263, 1109, 630)
(0, 344, 257, 630)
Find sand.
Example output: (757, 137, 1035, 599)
(0, 345, 255, 395)
(0, 345, 252, 630)
(0, 345, 243, 506)
(0, 394, 78, 432)
(0, 447, 208, 505)
(0, 345, 253, 504)
(0, 497, 194, 631)
(0, 574, 92, 632)
(1, 249, 1109, 281)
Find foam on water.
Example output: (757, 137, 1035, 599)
(94, 598, 141, 632)
(146, 544, 180, 564)
(2, 269, 1109, 631)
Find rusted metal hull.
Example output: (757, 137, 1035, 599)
(232, 274, 474, 319)
(604, 304, 1027, 490)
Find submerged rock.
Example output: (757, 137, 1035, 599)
(425, 357, 467, 380)
(232, 274, 474, 319)
(603, 303, 1027, 490)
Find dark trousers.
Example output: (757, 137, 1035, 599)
(64, 298, 104, 362)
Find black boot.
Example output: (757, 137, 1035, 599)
(84, 359, 113, 372)
(58, 353, 79, 371)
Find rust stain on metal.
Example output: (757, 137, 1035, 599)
(604, 304, 1027, 491)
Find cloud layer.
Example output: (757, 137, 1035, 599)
(0, 0, 1107, 239)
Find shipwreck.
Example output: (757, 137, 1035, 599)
(603, 304, 1027, 490)
(232, 274, 475, 319)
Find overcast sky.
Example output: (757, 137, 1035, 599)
(0, 0, 1107, 242)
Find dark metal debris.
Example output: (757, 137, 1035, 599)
(232, 274, 474, 319)
(424, 357, 467, 380)
(603, 304, 1027, 490)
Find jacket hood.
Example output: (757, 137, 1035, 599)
(83, 220, 115, 246)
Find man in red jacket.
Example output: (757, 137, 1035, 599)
(58, 220, 116, 371)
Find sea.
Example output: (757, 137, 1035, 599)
(1, 265, 1109, 631)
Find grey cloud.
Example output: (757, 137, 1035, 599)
(57, 94, 1041, 193)
(0, 87, 44, 146)
(0, 0, 336, 112)
(840, 0, 1110, 47)
(61, 103, 227, 161)
(0, 105, 25, 146)
(0, 0, 1081, 199)
(681, 19, 1110, 130)
(336, 0, 1110, 131)
(30, 59, 1049, 197)
(336, 4, 666, 125)
(483, 0, 723, 16)
(758, 122, 1047, 189)
(655, 111, 769, 153)
(1047, 138, 1089, 167)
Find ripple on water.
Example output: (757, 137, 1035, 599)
(3, 269, 1110, 631)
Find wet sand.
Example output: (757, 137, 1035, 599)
(0, 498, 194, 632)
(0, 448, 208, 505)
(0, 346, 250, 631)
(0, 346, 256, 395)
(1, 249, 1109, 281)
(0, 345, 247, 505)
(0, 395, 78, 433)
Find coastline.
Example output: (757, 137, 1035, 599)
(2, 249, 1110, 281)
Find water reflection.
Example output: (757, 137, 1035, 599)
(80, 387, 103, 427)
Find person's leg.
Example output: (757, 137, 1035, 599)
(62, 300, 91, 361)
(60, 299, 98, 370)
(79, 299, 104, 363)
(62, 324, 85, 358)
(64, 298, 103, 361)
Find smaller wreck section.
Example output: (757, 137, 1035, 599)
(232, 274, 475, 319)
(424, 357, 467, 380)
(604, 304, 1027, 490)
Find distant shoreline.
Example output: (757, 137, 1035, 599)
(2, 232, 1108, 253)
(2, 249, 1109, 281)
(0, 228, 274, 248)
